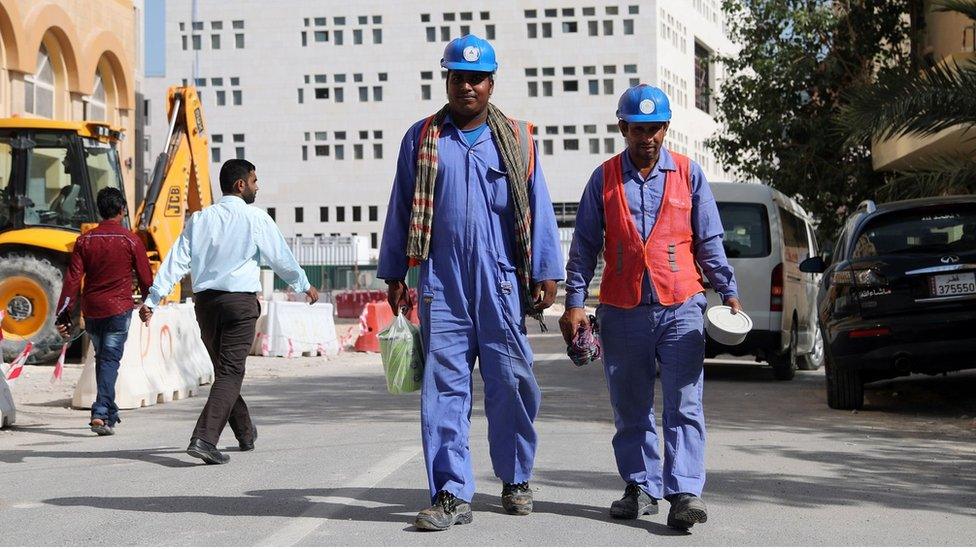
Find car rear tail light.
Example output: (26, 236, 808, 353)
(849, 327, 891, 338)
(833, 268, 887, 286)
(771, 262, 783, 312)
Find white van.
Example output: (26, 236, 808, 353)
(705, 183, 823, 380)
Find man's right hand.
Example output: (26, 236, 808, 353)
(387, 279, 412, 314)
(139, 305, 153, 325)
(558, 307, 589, 345)
(305, 286, 320, 304)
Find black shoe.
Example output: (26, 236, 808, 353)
(187, 437, 230, 465)
(501, 482, 533, 515)
(610, 483, 659, 519)
(666, 493, 708, 530)
(414, 490, 473, 531)
(239, 422, 257, 451)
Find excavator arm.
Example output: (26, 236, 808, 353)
(135, 86, 213, 284)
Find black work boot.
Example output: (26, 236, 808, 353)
(186, 437, 230, 465)
(501, 482, 533, 515)
(414, 490, 473, 531)
(610, 483, 659, 519)
(666, 493, 708, 530)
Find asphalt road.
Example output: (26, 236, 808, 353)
(1, 320, 974, 546)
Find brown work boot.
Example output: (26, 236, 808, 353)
(414, 490, 472, 531)
(501, 482, 533, 515)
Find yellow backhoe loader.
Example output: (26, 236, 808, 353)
(0, 86, 212, 363)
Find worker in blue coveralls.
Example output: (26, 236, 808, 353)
(377, 34, 564, 532)
(559, 84, 741, 531)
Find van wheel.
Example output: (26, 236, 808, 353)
(769, 326, 798, 380)
(799, 324, 824, 371)
(825, 350, 863, 410)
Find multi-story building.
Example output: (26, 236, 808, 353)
(0, 0, 142, 211)
(144, 0, 734, 261)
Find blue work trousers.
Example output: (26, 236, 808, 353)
(597, 292, 707, 499)
(418, 260, 541, 504)
(85, 311, 132, 427)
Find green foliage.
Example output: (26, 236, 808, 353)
(709, 0, 912, 238)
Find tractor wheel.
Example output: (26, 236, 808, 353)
(0, 254, 68, 364)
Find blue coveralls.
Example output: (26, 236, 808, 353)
(378, 116, 564, 504)
(565, 148, 737, 499)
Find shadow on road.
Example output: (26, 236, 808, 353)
(0, 447, 195, 468)
(42, 486, 686, 536)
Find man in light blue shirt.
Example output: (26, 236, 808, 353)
(141, 159, 318, 465)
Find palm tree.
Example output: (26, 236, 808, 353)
(840, 0, 976, 200)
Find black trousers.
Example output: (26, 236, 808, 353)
(192, 290, 260, 445)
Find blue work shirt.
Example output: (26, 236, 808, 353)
(377, 115, 564, 285)
(565, 148, 737, 308)
(145, 195, 310, 308)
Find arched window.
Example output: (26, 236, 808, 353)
(25, 44, 55, 118)
(85, 70, 106, 121)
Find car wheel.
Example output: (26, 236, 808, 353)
(825, 345, 864, 410)
(769, 325, 798, 381)
(799, 323, 824, 371)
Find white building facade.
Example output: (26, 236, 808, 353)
(144, 0, 733, 261)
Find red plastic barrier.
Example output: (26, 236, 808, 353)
(354, 301, 394, 352)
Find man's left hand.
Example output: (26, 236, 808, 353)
(139, 305, 153, 325)
(56, 323, 70, 339)
(531, 280, 558, 312)
(725, 296, 743, 314)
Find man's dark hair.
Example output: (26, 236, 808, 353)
(219, 158, 256, 194)
(96, 187, 126, 219)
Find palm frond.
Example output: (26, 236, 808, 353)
(877, 157, 976, 201)
(839, 61, 976, 145)
(932, 0, 976, 21)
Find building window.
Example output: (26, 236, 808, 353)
(588, 20, 598, 36)
(314, 30, 328, 42)
(216, 90, 226, 106)
(564, 139, 579, 151)
(314, 145, 329, 156)
(368, 205, 378, 221)
(426, 27, 436, 42)
(320, 206, 329, 222)
(695, 41, 712, 114)
(603, 79, 614, 95)
(563, 80, 578, 92)
(373, 143, 383, 159)
(352, 206, 362, 222)
(335, 30, 344, 45)
(563, 21, 578, 33)
(527, 23, 537, 38)
(527, 82, 538, 97)
(543, 140, 554, 155)
(302, 145, 308, 161)
(315, 88, 329, 99)
(335, 88, 344, 102)
(373, 86, 383, 101)
(354, 144, 364, 159)
(543, 81, 553, 96)
(233, 90, 242, 105)
(623, 19, 634, 35)
(335, 144, 345, 160)
(358, 87, 368, 102)
(421, 84, 431, 100)
(267, 207, 276, 220)
(297, 88, 304, 103)
(212, 147, 221, 162)
(192, 35, 202, 50)
(373, 29, 383, 43)
(235, 33, 244, 48)
(589, 139, 600, 154)
(235, 147, 245, 159)
(84, 71, 108, 121)
(486, 25, 496, 39)
(232, 20, 244, 29)
(371, 232, 378, 249)
(336, 206, 346, 222)
(295, 207, 304, 223)
(25, 45, 56, 118)
(353, 29, 363, 44)
(212, 34, 221, 49)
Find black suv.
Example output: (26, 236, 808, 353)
(801, 196, 976, 409)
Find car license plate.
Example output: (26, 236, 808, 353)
(929, 272, 976, 297)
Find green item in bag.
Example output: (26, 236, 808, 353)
(379, 312, 424, 394)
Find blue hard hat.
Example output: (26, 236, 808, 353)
(440, 34, 498, 73)
(616, 84, 672, 123)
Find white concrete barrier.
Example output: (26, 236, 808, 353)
(252, 301, 339, 358)
(71, 303, 214, 410)
(0, 374, 14, 428)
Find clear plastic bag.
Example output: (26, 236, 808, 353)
(378, 312, 424, 394)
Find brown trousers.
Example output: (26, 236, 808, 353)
(191, 290, 260, 445)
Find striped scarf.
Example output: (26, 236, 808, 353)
(408, 103, 540, 323)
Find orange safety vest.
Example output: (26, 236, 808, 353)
(599, 151, 705, 308)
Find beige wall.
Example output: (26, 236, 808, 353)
(0, 0, 137, 210)
(924, 2, 975, 60)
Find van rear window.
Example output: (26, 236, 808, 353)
(717, 203, 771, 258)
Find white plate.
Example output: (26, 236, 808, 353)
(705, 306, 753, 346)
